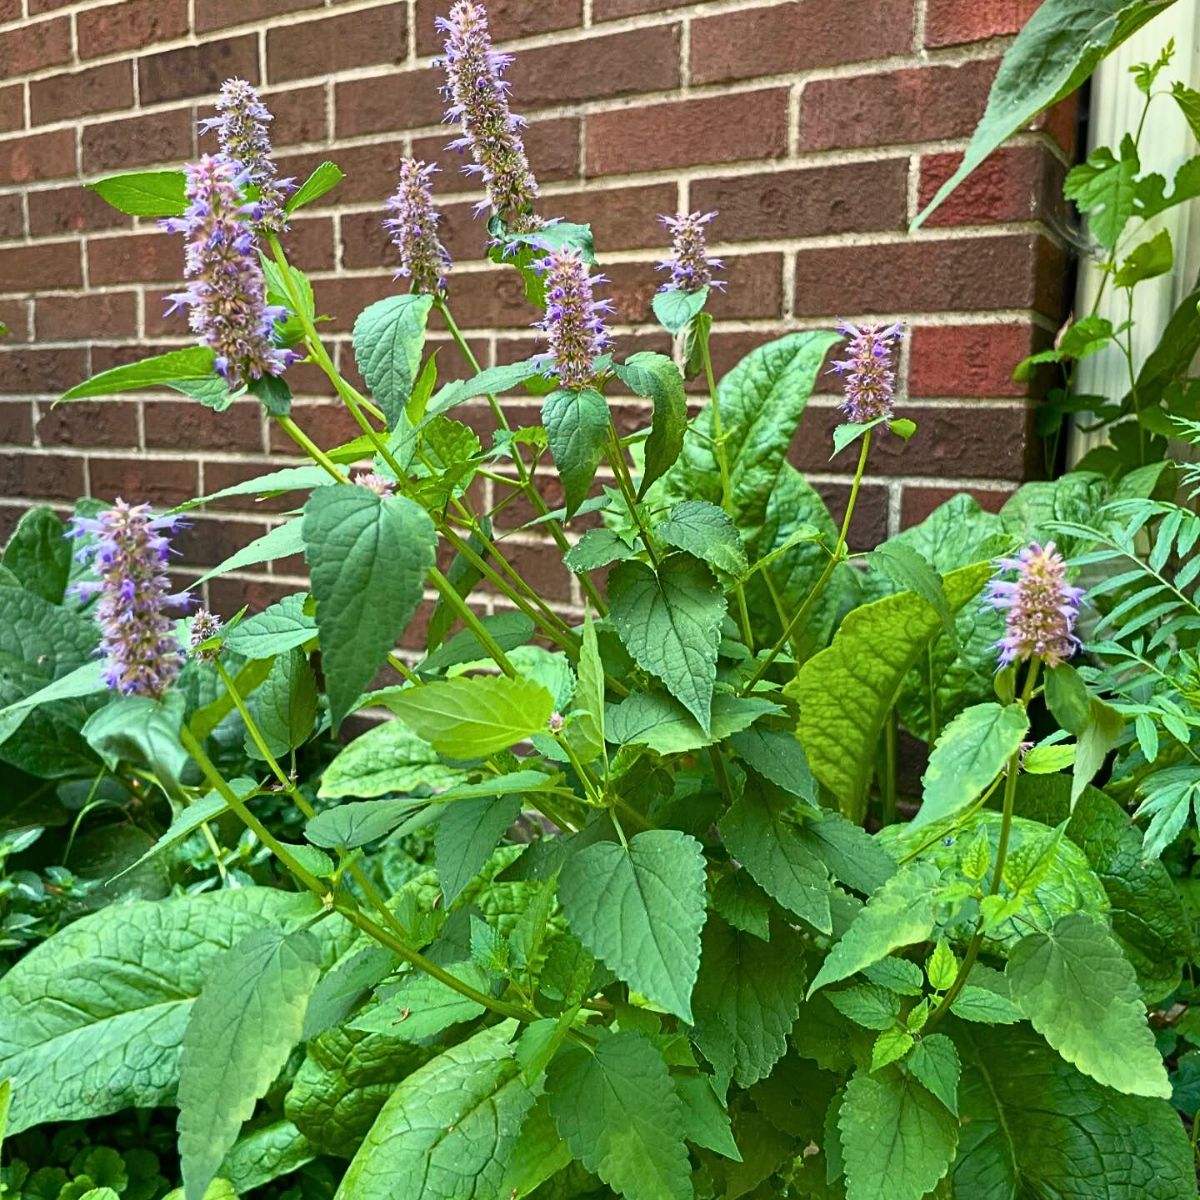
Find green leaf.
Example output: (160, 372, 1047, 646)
(178, 927, 323, 1200)
(809, 862, 941, 995)
(675, 1073, 740, 1161)
(88, 169, 186, 216)
(224, 593, 316, 660)
(0, 1077, 9, 1151)
(350, 961, 491, 1040)
(718, 784, 832, 933)
(1006, 911, 1170, 1097)
(657, 500, 749, 577)
(337, 1023, 535, 1200)
(950, 984, 1023, 1024)
(1044, 662, 1091, 734)
(914, 703, 1029, 829)
(83, 693, 189, 802)
(791, 560, 992, 819)
(729, 726, 817, 804)
(800, 811, 898, 896)
(498, 1095, 573, 1198)
(908, 1033, 960, 1116)
(192, 519, 306, 588)
(285, 161, 344, 213)
(926, 941, 957, 992)
(352, 295, 435, 430)
(379, 675, 555, 759)
(1064, 135, 1140, 250)
(613, 353, 687, 496)
(244, 648, 318, 759)
(566, 609, 606, 765)
(547, 1031, 692, 1200)
(839, 1069, 958, 1200)
(867, 541, 956, 644)
(174, 465, 333, 514)
(62, 347, 216, 401)
(1073, 696, 1123, 803)
(832, 415, 888, 459)
(1136, 154, 1200, 218)
(955, 1024, 1193, 1199)
(2, 506, 71, 603)
(563, 528, 637, 572)
(1113, 227, 1174, 287)
(436, 794, 523, 905)
(303, 487, 436, 728)
(871, 1028, 914, 1071)
(542, 387, 609, 518)
(608, 554, 726, 734)
(0, 889, 321, 1134)
(605, 691, 780, 755)
(428, 358, 542, 418)
(826, 983, 901, 1030)
(692, 915, 808, 1090)
(711, 871, 772, 941)
(652, 286, 708, 335)
(559, 829, 706, 1021)
(913, 0, 1176, 229)
(418, 611, 535, 677)
(222, 1120, 315, 1193)
(0, 660, 104, 748)
(319, 719, 463, 800)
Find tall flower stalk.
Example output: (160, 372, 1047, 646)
(829, 320, 904, 423)
(384, 158, 451, 294)
(985, 541, 1083, 669)
(658, 210, 723, 294)
(535, 246, 612, 390)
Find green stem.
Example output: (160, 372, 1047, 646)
(274, 416, 348, 482)
(605, 422, 660, 569)
(427, 566, 518, 678)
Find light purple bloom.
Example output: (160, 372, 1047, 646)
(69, 500, 191, 698)
(828, 320, 904, 423)
(534, 245, 612, 390)
(436, 0, 541, 232)
(657, 211, 723, 293)
(984, 540, 1083, 669)
(384, 158, 451, 294)
(161, 154, 295, 389)
(199, 78, 292, 232)
(190, 608, 223, 659)
(356, 471, 396, 497)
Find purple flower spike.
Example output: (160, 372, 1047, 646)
(200, 78, 292, 232)
(828, 320, 904, 423)
(436, 0, 541, 232)
(384, 158, 451, 294)
(162, 154, 296, 389)
(657, 211, 724, 293)
(190, 608, 223, 660)
(534, 245, 612, 391)
(984, 540, 1083, 669)
(69, 500, 192, 699)
(356, 471, 396, 497)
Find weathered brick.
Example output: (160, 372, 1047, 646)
(414, 0, 582, 54)
(918, 144, 1066, 227)
(0, 300, 30, 343)
(37, 292, 138, 341)
(176, 514, 273, 568)
(28, 185, 130, 238)
(800, 59, 998, 150)
(793, 234, 1066, 317)
(196, 0, 323, 33)
(0, 195, 22, 241)
(593, 0, 682, 21)
(691, 0, 912, 84)
(605, 253, 782, 324)
(0, 242, 82, 292)
(267, 401, 361, 452)
(144, 400, 263, 452)
(814, 480, 889, 552)
(90, 455, 199, 507)
(267, 86, 328, 147)
(692, 160, 908, 240)
(0, 129, 76, 185)
(78, 0, 189, 59)
(268, 7, 406, 83)
(88, 233, 182, 285)
(586, 91, 788, 175)
(336, 69, 447, 138)
(28, 0, 74, 11)
(507, 25, 681, 107)
(413, 117, 580, 193)
(901, 483, 1011, 527)
(0, 17, 71, 75)
(0, 452, 85, 500)
(0, 0, 23, 17)
(36, 401, 139, 449)
(82, 109, 194, 173)
(31, 63, 135, 127)
(0, 347, 88, 394)
(287, 217, 337, 272)
(0, 401, 33, 445)
(0, 85, 22, 135)
(908, 323, 1037, 398)
(550, 183, 678, 251)
(924, 0, 1040, 47)
(138, 36, 260, 105)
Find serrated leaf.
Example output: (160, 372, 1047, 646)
(605, 691, 779, 755)
(62, 347, 216, 401)
(436, 793, 523, 905)
(178, 927, 323, 1200)
(652, 286, 708, 335)
(174, 465, 333, 514)
(1064, 136, 1139, 250)
(222, 1120, 315, 1193)
(224, 593, 316, 660)
(657, 500, 749, 577)
(871, 1028, 914, 1071)
(558, 829, 706, 1021)
(608, 554, 726, 733)
(675, 1073, 740, 1161)
(303, 487, 436, 728)
(542, 387, 609, 518)
(244, 647, 318, 759)
(613, 353, 687, 496)
(2, 505, 71, 603)
(826, 983, 901, 1031)
(89, 169, 186, 216)
(192, 519, 305, 588)
(711, 870, 772, 941)
(729, 726, 818, 804)
(926, 941, 957, 992)
(547, 1031, 692, 1200)
(1006, 911, 1170, 1097)
(286, 161, 344, 213)
(319, 719, 463, 800)
(352, 295, 434, 430)
(351, 961, 491, 1040)
(428, 358, 542, 418)
(563, 528, 637, 572)
(908, 1034, 960, 1115)
(950, 984, 1023, 1024)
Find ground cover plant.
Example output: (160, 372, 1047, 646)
(3, 0, 1200, 1196)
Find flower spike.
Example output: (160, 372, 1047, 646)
(828, 320, 904, 423)
(657, 211, 724, 293)
(534, 245, 612, 391)
(984, 540, 1083, 669)
(384, 158, 451, 294)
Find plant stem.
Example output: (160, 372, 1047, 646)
(606, 422, 660, 569)
(427, 565, 518, 678)
(274, 416, 348, 482)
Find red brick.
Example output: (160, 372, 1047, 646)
(508, 25, 680, 107)
(924, 0, 1040, 47)
(901, 483, 1011, 528)
(139, 36, 260, 105)
(0, 195, 22, 241)
(278, 142, 411, 207)
(89, 342, 185, 374)
(692, 0, 912, 84)
(908, 323, 1038, 399)
(267, 7, 406, 83)
(414, 117, 580, 193)
(89, 455, 199, 507)
(78, 0, 189, 59)
(504, 539, 575, 602)
(814, 480, 889, 552)
(0, 300, 30, 343)
(692, 160, 909, 241)
(0, 129, 76, 185)
(268, 86, 328, 147)
(37, 292, 138, 342)
(792, 234, 1066, 318)
(0, 452, 85, 500)
(144, 399, 263, 452)
(800, 60, 997, 151)
(586, 91, 788, 175)
(31, 63, 135, 127)
(28, 186, 130, 238)
(0, 0, 22, 17)
(177, 515, 273, 568)
(82, 109, 194, 174)
(0, 242, 83, 291)
(36, 401, 139, 449)
(548, 183, 677, 251)
(287, 217, 337, 273)
(0, 85, 21, 135)
(200, 458, 318, 512)
(88, 233, 181, 285)
(0, 18, 71, 75)
(336, 69, 449, 138)
(196, 0, 323, 33)
(0, 401, 33, 444)
(414, 0, 582, 54)
(918, 144, 1066, 227)
(0, 347, 88, 394)
(28, 0, 74, 11)
(208, 575, 295, 614)
(267, 401, 361, 452)
(594, 0, 681, 21)
(606, 254, 782, 324)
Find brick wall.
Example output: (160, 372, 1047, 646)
(0, 0, 1072, 622)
